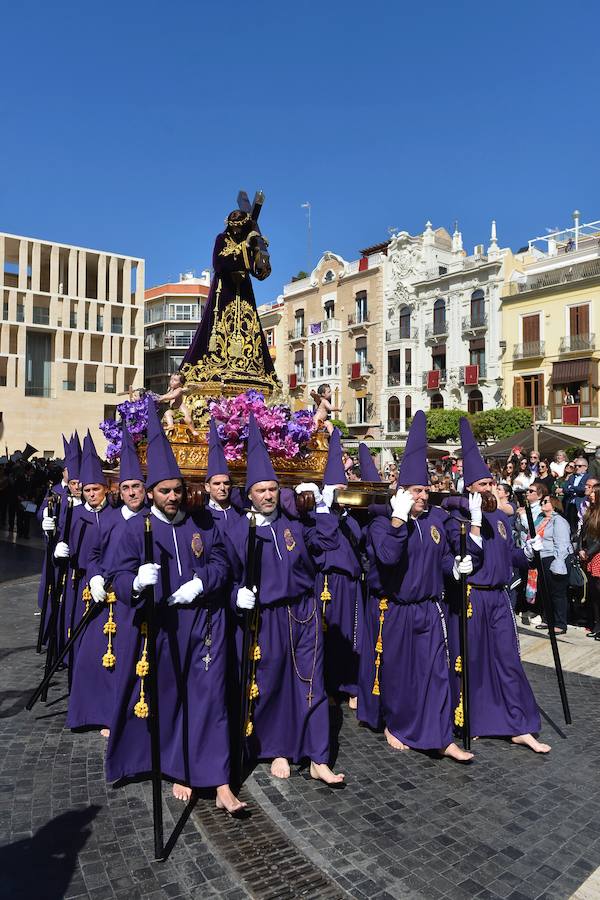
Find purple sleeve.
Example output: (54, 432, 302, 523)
(196, 529, 230, 598)
(368, 515, 408, 566)
(110, 524, 143, 608)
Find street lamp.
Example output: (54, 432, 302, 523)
(572, 209, 581, 250)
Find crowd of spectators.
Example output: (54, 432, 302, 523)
(0, 455, 63, 539)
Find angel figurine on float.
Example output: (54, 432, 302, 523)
(310, 384, 341, 436)
(158, 372, 199, 437)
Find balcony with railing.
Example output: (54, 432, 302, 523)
(62, 380, 76, 391)
(513, 341, 545, 360)
(347, 361, 373, 379)
(387, 419, 401, 433)
(559, 333, 595, 353)
(287, 327, 307, 343)
(385, 326, 418, 342)
(104, 384, 116, 393)
(387, 372, 402, 387)
(459, 363, 487, 383)
(461, 314, 487, 334)
(288, 370, 306, 389)
(347, 412, 373, 425)
(32, 307, 50, 325)
(348, 311, 370, 330)
(25, 385, 54, 397)
(424, 321, 449, 342)
(422, 369, 447, 388)
(309, 365, 341, 380)
(308, 318, 341, 336)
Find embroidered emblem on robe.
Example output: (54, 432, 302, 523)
(283, 528, 296, 551)
(430, 525, 441, 544)
(497, 520, 507, 540)
(191, 532, 204, 557)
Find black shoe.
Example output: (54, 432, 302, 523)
(535, 624, 549, 630)
(595, 634, 600, 642)
(586, 630, 600, 638)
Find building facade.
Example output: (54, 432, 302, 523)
(257, 299, 287, 387)
(502, 216, 600, 425)
(279, 250, 385, 437)
(382, 221, 510, 436)
(143, 271, 210, 394)
(0, 231, 145, 455)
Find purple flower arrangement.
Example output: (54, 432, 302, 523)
(99, 393, 159, 461)
(209, 390, 315, 461)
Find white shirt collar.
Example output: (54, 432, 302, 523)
(121, 505, 139, 520)
(208, 498, 231, 512)
(151, 504, 186, 525)
(247, 508, 278, 527)
(84, 498, 107, 512)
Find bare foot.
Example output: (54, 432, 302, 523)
(384, 727, 409, 751)
(270, 757, 291, 779)
(100, 728, 110, 738)
(511, 733, 551, 754)
(348, 696, 357, 710)
(172, 783, 192, 801)
(215, 784, 247, 815)
(310, 761, 345, 784)
(441, 742, 474, 763)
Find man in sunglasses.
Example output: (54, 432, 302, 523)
(563, 456, 590, 534)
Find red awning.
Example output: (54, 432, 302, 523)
(552, 359, 592, 383)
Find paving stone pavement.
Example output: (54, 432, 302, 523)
(2, 575, 600, 899)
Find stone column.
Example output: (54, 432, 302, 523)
(0, 235, 4, 288)
(78, 251, 86, 299)
(18, 239, 29, 291)
(50, 245, 59, 294)
(109, 256, 118, 301)
(31, 242, 41, 292)
(97, 254, 107, 302)
(122, 258, 131, 303)
(68, 248, 78, 297)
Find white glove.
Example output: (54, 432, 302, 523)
(524, 535, 543, 559)
(42, 516, 56, 533)
(89, 575, 107, 604)
(468, 492, 483, 527)
(236, 586, 256, 610)
(295, 482, 323, 503)
(133, 563, 161, 592)
(390, 489, 414, 522)
(54, 542, 70, 559)
(167, 575, 203, 606)
(453, 554, 473, 580)
(320, 485, 337, 510)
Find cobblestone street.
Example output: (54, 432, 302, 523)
(2, 574, 600, 900)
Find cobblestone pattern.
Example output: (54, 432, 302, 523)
(2, 577, 600, 900)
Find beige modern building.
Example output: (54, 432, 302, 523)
(257, 298, 287, 386)
(0, 231, 145, 456)
(278, 249, 385, 437)
(144, 271, 210, 394)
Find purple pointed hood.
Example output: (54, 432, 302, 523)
(323, 428, 347, 486)
(398, 410, 429, 487)
(79, 430, 107, 487)
(65, 432, 82, 481)
(459, 417, 491, 486)
(359, 443, 381, 482)
(245, 414, 277, 494)
(145, 400, 182, 488)
(206, 417, 230, 480)
(119, 423, 144, 484)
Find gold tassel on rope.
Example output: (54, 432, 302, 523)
(454, 691, 464, 727)
(245, 606, 261, 737)
(102, 589, 117, 669)
(372, 597, 388, 696)
(82, 584, 91, 614)
(320, 575, 331, 632)
(466, 584, 473, 618)
(133, 622, 150, 718)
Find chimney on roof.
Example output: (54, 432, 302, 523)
(488, 219, 500, 260)
(452, 222, 463, 254)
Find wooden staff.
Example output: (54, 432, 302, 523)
(37, 493, 59, 654)
(458, 522, 471, 751)
(237, 511, 257, 788)
(143, 515, 164, 861)
(524, 501, 572, 725)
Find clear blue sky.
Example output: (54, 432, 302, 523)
(2, 1, 599, 304)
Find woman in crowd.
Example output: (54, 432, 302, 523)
(550, 449, 568, 479)
(579, 485, 600, 639)
(554, 460, 576, 510)
(513, 458, 535, 491)
(537, 459, 555, 496)
(502, 460, 516, 485)
(520, 481, 572, 634)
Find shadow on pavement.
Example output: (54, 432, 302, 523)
(0, 806, 100, 900)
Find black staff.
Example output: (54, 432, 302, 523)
(41, 495, 74, 702)
(458, 522, 472, 750)
(237, 511, 257, 788)
(37, 493, 59, 654)
(142, 515, 164, 861)
(27, 599, 104, 710)
(524, 501, 572, 725)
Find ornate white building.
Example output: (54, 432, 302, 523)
(382, 221, 506, 436)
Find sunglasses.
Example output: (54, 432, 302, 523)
(575, 464, 587, 468)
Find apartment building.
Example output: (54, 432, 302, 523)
(502, 214, 600, 425)
(257, 299, 288, 388)
(281, 250, 384, 437)
(0, 231, 144, 455)
(143, 272, 210, 394)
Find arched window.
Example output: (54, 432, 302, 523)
(468, 389, 483, 414)
(431, 393, 444, 410)
(388, 396, 400, 432)
(399, 305, 411, 339)
(470, 289, 484, 327)
(433, 298, 446, 334)
(326, 339, 332, 375)
(405, 395, 412, 427)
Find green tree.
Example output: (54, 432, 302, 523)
(470, 408, 532, 442)
(424, 409, 470, 442)
(331, 418, 349, 437)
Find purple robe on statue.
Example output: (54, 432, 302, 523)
(445, 508, 541, 737)
(228, 510, 340, 764)
(66, 505, 140, 730)
(357, 506, 456, 750)
(105, 507, 231, 789)
(312, 510, 364, 696)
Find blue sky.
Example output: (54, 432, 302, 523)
(1, 1, 598, 304)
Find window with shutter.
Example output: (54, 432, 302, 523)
(569, 304, 589, 336)
(513, 376, 524, 407)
